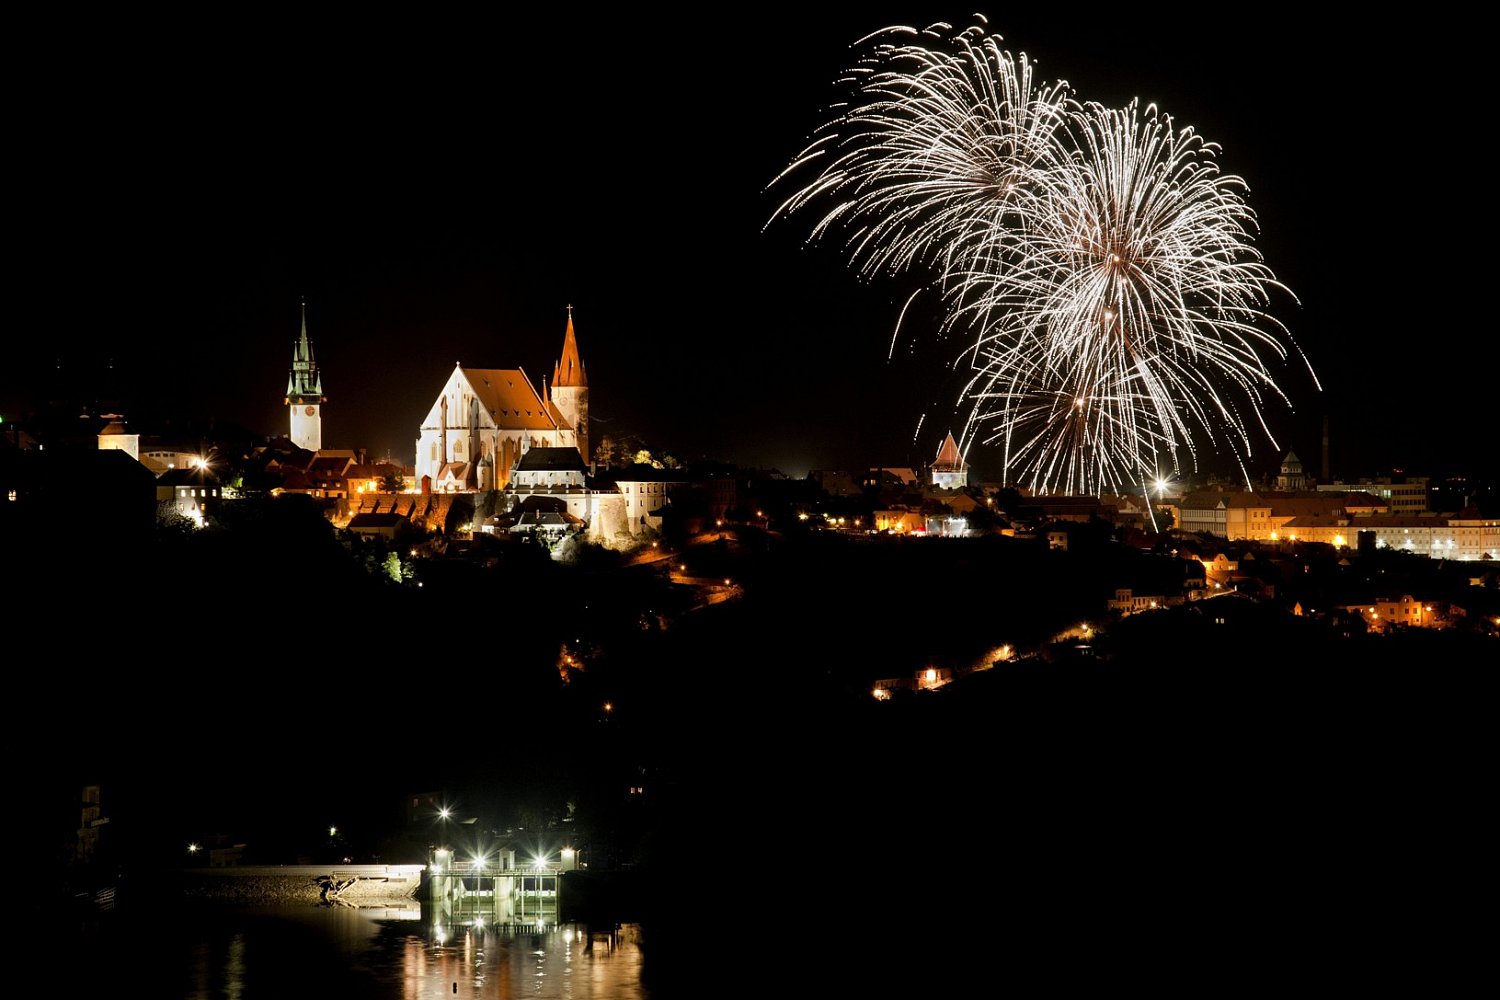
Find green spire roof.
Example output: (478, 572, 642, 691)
(286, 299, 324, 401)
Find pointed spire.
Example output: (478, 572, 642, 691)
(287, 298, 324, 401)
(933, 430, 966, 471)
(553, 305, 587, 388)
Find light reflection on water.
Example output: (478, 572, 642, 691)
(78, 903, 644, 1000)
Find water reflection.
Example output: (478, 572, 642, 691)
(414, 905, 642, 1000)
(79, 901, 644, 1000)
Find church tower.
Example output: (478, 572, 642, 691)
(550, 305, 589, 465)
(285, 299, 325, 452)
(930, 430, 969, 488)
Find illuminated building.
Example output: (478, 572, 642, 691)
(1275, 450, 1308, 491)
(611, 467, 690, 538)
(1338, 595, 1441, 631)
(156, 463, 221, 525)
(1316, 476, 1429, 515)
(929, 430, 969, 488)
(413, 310, 587, 491)
(285, 300, 325, 452)
(1278, 511, 1500, 561)
(503, 447, 623, 538)
(96, 418, 139, 462)
(1175, 489, 1387, 541)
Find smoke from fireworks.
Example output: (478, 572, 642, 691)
(771, 19, 1315, 495)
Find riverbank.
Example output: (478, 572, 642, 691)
(167, 865, 423, 906)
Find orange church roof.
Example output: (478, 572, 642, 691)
(932, 431, 966, 472)
(461, 368, 560, 430)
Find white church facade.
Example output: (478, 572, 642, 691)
(414, 309, 590, 493)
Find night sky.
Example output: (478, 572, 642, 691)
(8, 7, 1494, 480)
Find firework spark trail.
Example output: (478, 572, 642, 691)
(771, 21, 1316, 496)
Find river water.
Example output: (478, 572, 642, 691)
(71, 904, 645, 999)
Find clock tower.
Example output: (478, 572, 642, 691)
(285, 299, 325, 452)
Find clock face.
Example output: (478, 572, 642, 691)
(304, 406, 316, 416)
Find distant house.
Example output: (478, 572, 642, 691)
(609, 463, 690, 538)
(96, 419, 140, 462)
(490, 495, 587, 543)
(874, 507, 925, 534)
(865, 467, 919, 488)
(1337, 595, 1441, 632)
(347, 511, 411, 541)
(345, 462, 405, 499)
(157, 465, 223, 525)
(1108, 588, 1167, 614)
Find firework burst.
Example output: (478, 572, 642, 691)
(772, 20, 1314, 497)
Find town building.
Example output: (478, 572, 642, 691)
(413, 310, 588, 491)
(502, 447, 624, 539)
(930, 431, 968, 488)
(156, 464, 222, 526)
(285, 301, 325, 453)
(1275, 450, 1308, 491)
(1337, 595, 1441, 632)
(1173, 489, 1388, 542)
(610, 465, 691, 538)
(96, 418, 139, 462)
(1278, 511, 1500, 561)
(1315, 476, 1429, 515)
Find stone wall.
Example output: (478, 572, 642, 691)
(177, 867, 423, 906)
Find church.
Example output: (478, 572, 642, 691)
(413, 308, 590, 492)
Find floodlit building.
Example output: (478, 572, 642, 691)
(414, 309, 588, 491)
(929, 431, 969, 488)
(96, 418, 139, 462)
(156, 464, 222, 526)
(1280, 512, 1500, 561)
(285, 301, 325, 453)
(1338, 595, 1441, 631)
(1316, 476, 1429, 515)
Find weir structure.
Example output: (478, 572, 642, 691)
(427, 847, 575, 929)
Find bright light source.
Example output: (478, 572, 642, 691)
(562, 848, 576, 858)
(439, 807, 451, 820)
(329, 826, 338, 837)
(925, 668, 937, 682)
(187, 842, 200, 853)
